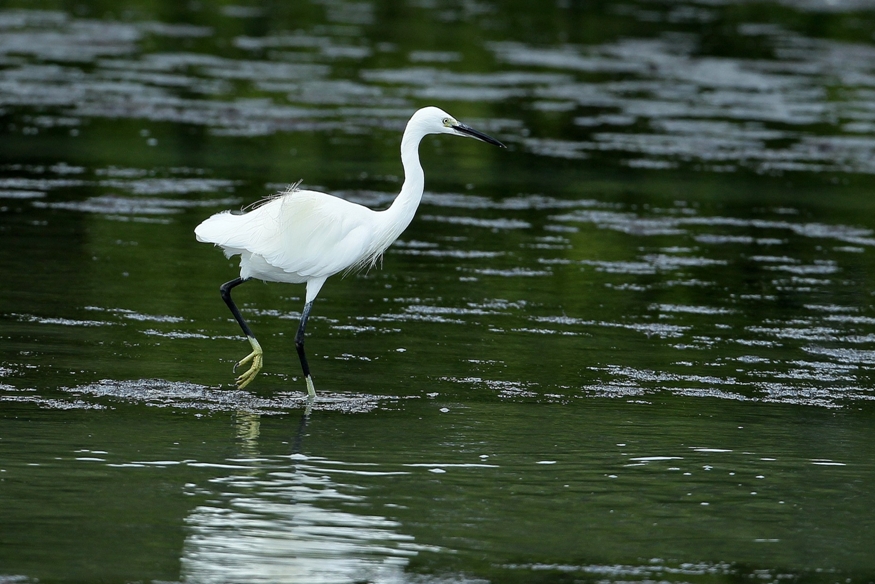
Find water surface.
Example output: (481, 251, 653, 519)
(2, 0, 875, 582)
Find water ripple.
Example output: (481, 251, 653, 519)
(23, 378, 399, 414)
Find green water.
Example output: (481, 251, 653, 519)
(3, 0, 875, 582)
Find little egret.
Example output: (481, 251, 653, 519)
(195, 106, 505, 397)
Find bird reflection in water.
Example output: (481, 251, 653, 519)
(181, 406, 420, 582)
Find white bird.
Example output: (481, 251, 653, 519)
(195, 106, 505, 397)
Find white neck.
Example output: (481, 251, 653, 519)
(380, 121, 427, 242)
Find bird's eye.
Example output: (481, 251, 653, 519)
(442, 117, 451, 126)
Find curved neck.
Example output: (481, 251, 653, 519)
(382, 127, 426, 239)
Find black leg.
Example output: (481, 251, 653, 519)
(295, 301, 316, 398)
(219, 277, 263, 388)
(220, 277, 255, 338)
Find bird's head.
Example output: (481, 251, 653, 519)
(412, 106, 506, 148)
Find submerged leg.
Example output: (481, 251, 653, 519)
(220, 278, 263, 389)
(295, 301, 316, 398)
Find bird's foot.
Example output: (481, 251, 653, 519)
(305, 375, 316, 399)
(233, 336, 263, 389)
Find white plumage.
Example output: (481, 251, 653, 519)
(197, 184, 402, 301)
(196, 106, 505, 396)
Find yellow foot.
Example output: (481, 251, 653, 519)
(233, 337, 263, 389)
(305, 375, 316, 399)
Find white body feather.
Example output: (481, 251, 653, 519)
(195, 187, 409, 302)
(193, 107, 455, 303)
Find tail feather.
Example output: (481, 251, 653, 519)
(195, 205, 280, 260)
(195, 211, 240, 245)
(195, 211, 255, 259)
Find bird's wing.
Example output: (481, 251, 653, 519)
(271, 190, 376, 277)
(200, 189, 377, 279)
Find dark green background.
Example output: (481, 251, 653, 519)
(2, 0, 875, 582)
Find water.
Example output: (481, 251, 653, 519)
(2, 0, 875, 582)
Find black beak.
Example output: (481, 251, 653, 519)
(452, 123, 506, 148)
